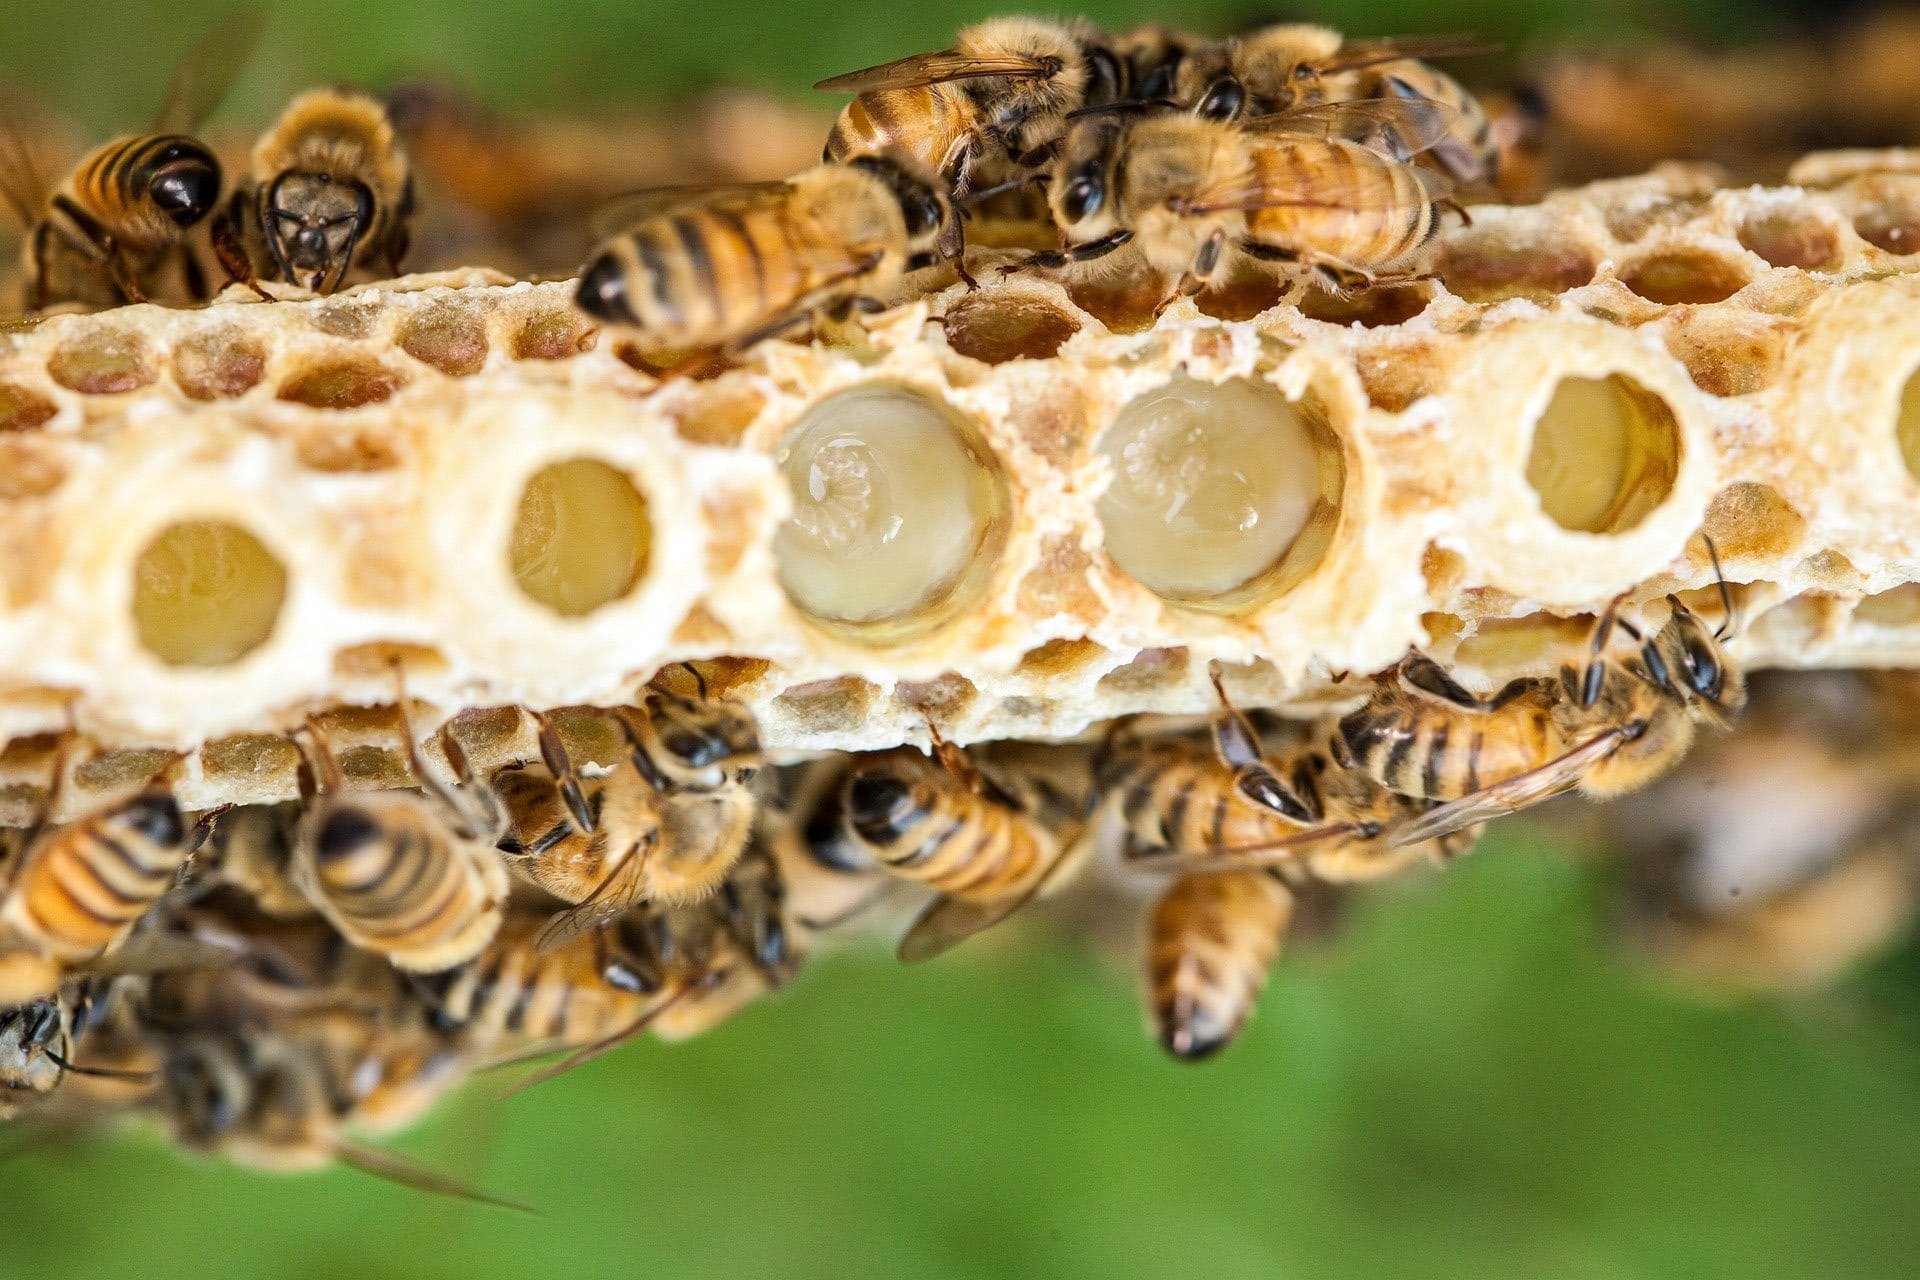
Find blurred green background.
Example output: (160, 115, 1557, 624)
(7, 3, 1920, 1278)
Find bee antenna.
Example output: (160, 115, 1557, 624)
(679, 662, 710, 701)
(1701, 534, 1737, 639)
(43, 1050, 155, 1083)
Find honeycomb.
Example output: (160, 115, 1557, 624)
(4, 153, 1920, 819)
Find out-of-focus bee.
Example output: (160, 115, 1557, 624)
(289, 703, 508, 974)
(1170, 25, 1496, 185)
(205, 802, 312, 919)
(836, 727, 1085, 962)
(1008, 103, 1452, 307)
(0, 12, 257, 309)
(1348, 562, 1748, 849)
(214, 88, 415, 296)
(0, 977, 141, 1118)
(572, 154, 963, 357)
(1112, 24, 1198, 105)
(151, 1026, 523, 1207)
(815, 18, 1129, 196)
(0, 752, 210, 1003)
(1145, 868, 1292, 1061)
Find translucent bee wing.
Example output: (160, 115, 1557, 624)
(895, 827, 1089, 964)
(153, 4, 267, 134)
(332, 1139, 534, 1214)
(1383, 727, 1635, 849)
(1315, 34, 1496, 74)
(532, 857, 649, 955)
(496, 978, 707, 1099)
(586, 181, 791, 240)
(1243, 98, 1459, 162)
(1121, 820, 1373, 878)
(1177, 159, 1440, 217)
(814, 49, 1060, 94)
(85, 931, 238, 977)
(0, 95, 51, 228)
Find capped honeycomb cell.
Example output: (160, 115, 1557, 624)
(939, 293, 1080, 364)
(131, 521, 289, 667)
(1525, 374, 1680, 534)
(508, 458, 653, 617)
(772, 384, 1009, 640)
(398, 304, 490, 377)
(48, 329, 154, 394)
(1094, 374, 1341, 609)
(278, 359, 406, 409)
(0, 381, 55, 432)
(172, 330, 266, 401)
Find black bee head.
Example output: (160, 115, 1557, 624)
(1195, 77, 1245, 121)
(846, 770, 917, 843)
(121, 790, 186, 846)
(146, 142, 222, 227)
(575, 249, 637, 326)
(261, 171, 375, 289)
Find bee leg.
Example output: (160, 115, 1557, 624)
(212, 196, 272, 301)
(1155, 229, 1226, 318)
(108, 253, 147, 306)
(1003, 228, 1134, 277)
(528, 710, 596, 836)
(26, 223, 52, 312)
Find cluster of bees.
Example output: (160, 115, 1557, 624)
(2, 13, 1503, 357)
(1, 547, 1750, 1199)
(6, 9, 1870, 1200)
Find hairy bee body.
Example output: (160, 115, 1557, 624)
(819, 17, 1122, 188)
(1146, 869, 1292, 1060)
(1334, 659, 1562, 803)
(425, 912, 652, 1051)
(218, 88, 414, 295)
(842, 749, 1056, 903)
(1099, 739, 1320, 864)
(573, 158, 955, 354)
(1176, 24, 1495, 185)
(19, 134, 223, 309)
(491, 762, 659, 906)
(0, 784, 189, 968)
(1241, 134, 1441, 275)
(294, 790, 507, 973)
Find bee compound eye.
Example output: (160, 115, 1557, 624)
(150, 163, 220, 226)
(1062, 178, 1103, 223)
(574, 252, 638, 326)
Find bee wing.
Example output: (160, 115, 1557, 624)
(85, 931, 238, 977)
(1317, 34, 1497, 74)
(814, 49, 1062, 94)
(586, 181, 789, 240)
(0, 95, 52, 228)
(496, 976, 711, 1099)
(895, 825, 1091, 965)
(532, 856, 650, 955)
(153, 4, 266, 134)
(1243, 98, 1459, 162)
(1383, 727, 1635, 849)
(332, 1139, 535, 1214)
(1122, 820, 1371, 877)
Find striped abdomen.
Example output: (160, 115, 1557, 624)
(299, 793, 506, 973)
(1335, 691, 1558, 802)
(1102, 746, 1307, 861)
(57, 133, 222, 250)
(429, 915, 648, 1050)
(1146, 869, 1293, 1060)
(845, 763, 1051, 903)
(1246, 137, 1437, 273)
(824, 86, 974, 175)
(613, 195, 863, 350)
(1, 788, 188, 962)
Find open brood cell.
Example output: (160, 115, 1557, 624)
(2, 161, 1920, 779)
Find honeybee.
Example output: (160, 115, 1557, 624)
(1009, 104, 1452, 307)
(1346, 560, 1747, 849)
(1096, 671, 1459, 886)
(1145, 868, 1292, 1061)
(289, 703, 508, 974)
(0, 977, 139, 1118)
(502, 671, 763, 952)
(153, 1026, 524, 1207)
(836, 727, 1085, 962)
(572, 154, 963, 357)
(816, 18, 1128, 195)
(0, 752, 214, 1002)
(1172, 26, 1497, 185)
(214, 88, 415, 296)
(205, 802, 312, 919)
(0, 12, 257, 309)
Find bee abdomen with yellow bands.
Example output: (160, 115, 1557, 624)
(1147, 869, 1293, 1061)
(2, 789, 188, 961)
